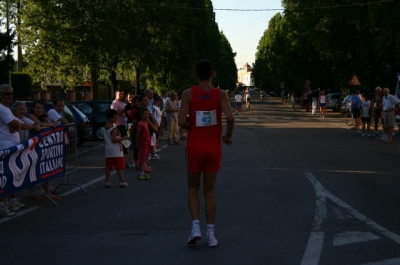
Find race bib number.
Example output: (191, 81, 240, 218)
(196, 110, 217, 127)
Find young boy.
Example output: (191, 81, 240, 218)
(104, 109, 129, 188)
(234, 90, 243, 115)
(361, 93, 372, 138)
(136, 108, 152, 180)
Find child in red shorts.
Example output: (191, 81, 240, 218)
(104, 109, 129, 188)
(136, 108, 152, 180)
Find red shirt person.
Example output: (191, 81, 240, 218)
(178, 60, 234, 248)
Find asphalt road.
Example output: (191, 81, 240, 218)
(1, 95, 400, 265)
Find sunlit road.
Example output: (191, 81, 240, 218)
(1, 95, 400, 265)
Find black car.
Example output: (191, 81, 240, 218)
(18, 100, 92, 146)
(68, 100, 112, 140)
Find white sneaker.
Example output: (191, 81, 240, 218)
(0, 202, 15, 217)
(126, 163, 135, 168)
(187, 226, 202, 244)
(9, 198, 25, 209)
(154, 148, 161, 153)
(151, 153, 160, 160)
(207, 235, 219, 248)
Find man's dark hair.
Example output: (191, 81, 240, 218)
(195, 59, 213, 81)
(53, 98, 64, 105)
(106, 109, 118, 120)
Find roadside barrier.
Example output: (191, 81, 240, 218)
(53, 123, 88, 198)
(0, 124, 87, 206)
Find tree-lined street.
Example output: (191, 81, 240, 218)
(2, 95, 400, 265)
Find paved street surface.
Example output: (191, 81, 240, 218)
(1, 95, 400, 265)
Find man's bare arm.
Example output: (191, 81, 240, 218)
(220, 91, 234, 144)
(178, 89, 190, 128)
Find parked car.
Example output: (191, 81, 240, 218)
(19, 100, 92, 146)
(69, 100, 112, 140)
(340, 94, 354, 114)
(326, 93, 341, 111)
(65, 104, 93, 146)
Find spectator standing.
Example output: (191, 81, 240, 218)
(0, 84, 24, 217)
(11, 102, 40, 143)
(372, 87, 384, 137)
(144, 89, 159, 160)
(260, 90, 266, 101)
(382, 88, 400, 143)
(245, 87, 252, 109)
(104, 109, 129, 188)
(111, 90, 127, 154)
(165, 92, 180, 145)
(351, 90, 362, 130)
(178, 60, 234, 248)
(124, 93, 136, 168)
(360, 93, 372, 138)
(47, 99, 69, 124)
(318, 90, 329, 119)
(27, 100, 57, 128)
(234, 90, 243, 115)
(136, 108, 153, 180)
(153, 96, 163, 150)
(281, 89, 286, 105)
(158, 90, 169, 141)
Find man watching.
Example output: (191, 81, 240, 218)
(48, 99, 69, 124)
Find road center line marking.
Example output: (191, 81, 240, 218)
(303, 172, 400, 265)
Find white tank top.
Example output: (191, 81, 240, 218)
(104, 126, 123, 157)
(319, 95, 326, 104)
(361, 100, 371, 117)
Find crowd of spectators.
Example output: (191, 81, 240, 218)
(0, 83, 187, 217)
(108, 88, 186, 182)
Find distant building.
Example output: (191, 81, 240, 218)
(237, 63, 254, 87)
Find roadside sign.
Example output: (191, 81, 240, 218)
(348, 74, 361, 86)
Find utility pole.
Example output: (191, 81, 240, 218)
(6, 0, 12, 85)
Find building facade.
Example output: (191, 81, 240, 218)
(237, 63, 254, 87)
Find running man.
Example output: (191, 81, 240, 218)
(178, 59, 234, 248)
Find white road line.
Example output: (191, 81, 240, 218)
(301, 172, 327, 265)
(303, 172, 400, 265)
(362, 257, 400, 265)
(301, 232, 325, 265)
(0, 206, 41, 224)
(301, 172, 400, 265)
(60, 172, 116, 196)
(333, 231, 380, 246)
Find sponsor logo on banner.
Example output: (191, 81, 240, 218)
(0, 126, 66, 197)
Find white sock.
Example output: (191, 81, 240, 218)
(192, 220, 200, 227)
(207, 224, 215, 237)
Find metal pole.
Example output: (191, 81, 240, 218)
(6, 0, 12, 85)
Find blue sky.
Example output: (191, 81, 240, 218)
(212, 0, 283, 68)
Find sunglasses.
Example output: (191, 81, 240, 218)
(1, 92, 13, 96)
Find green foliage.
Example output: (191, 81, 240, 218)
(253, 0, 400, 95)
(12, 0, 236, 98)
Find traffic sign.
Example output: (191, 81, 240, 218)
(348, 74, 361, 86)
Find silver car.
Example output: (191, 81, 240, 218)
(340, 94, 354, 114)
(326, 93, 341, 111)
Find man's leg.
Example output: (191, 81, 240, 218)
(203, 171, 218, 224)
(203, 171, 219, 247)
(167, 120, 173, 144)
(187, 168, 202, 244)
